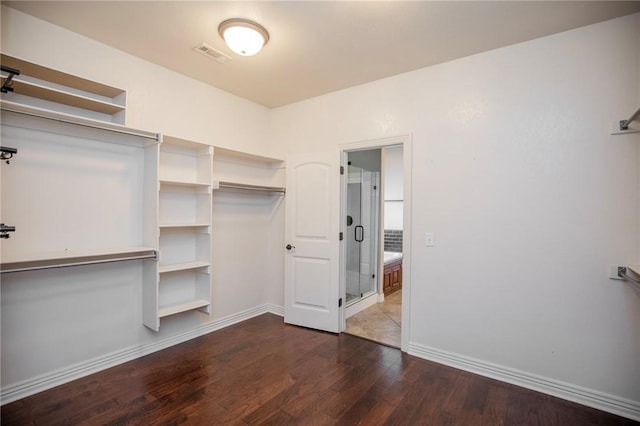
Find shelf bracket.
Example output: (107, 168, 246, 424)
(619, 107, 640, 131)
(1, 65, 20, 93)
(0, 146, 17, 164)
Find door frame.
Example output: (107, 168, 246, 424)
(339, 134, 412, 351)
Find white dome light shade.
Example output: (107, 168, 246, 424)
(219, 19, 269, 56)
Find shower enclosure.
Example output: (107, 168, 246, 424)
(346, 162, 380, 305)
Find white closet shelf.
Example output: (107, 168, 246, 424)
(1, 54, 123, 98)
(159, 179, 211, 188)
(158, 261, 210, 274)
(159, 299, 210, 318)
(627, 265, 640, 275)
(158, 223, 210, 228)
(4, 78, 125, 115)
(0, 100, 159, 146)
(214, 146, 284, 164)
(1, 247, 157, 274)
(214, 180, 286, 194)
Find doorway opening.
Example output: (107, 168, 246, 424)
(341, 143, 405, 349)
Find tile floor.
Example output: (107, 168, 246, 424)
(344, 290, 401, 348)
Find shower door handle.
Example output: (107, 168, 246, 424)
(355, 225, 364, 242)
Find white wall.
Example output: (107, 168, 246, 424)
(270, 12, 640, 415)
(0, 6, 283, 398)
(383, 146, 403, 230)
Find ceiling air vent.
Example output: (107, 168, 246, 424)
(193, 43, 231, 64)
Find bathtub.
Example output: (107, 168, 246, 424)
(383, 251, 403, 265)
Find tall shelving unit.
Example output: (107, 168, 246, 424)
(143, 136, 213, 331)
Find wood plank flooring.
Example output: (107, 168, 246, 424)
(2, 313, 637, 425)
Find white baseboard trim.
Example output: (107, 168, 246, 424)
(408, 342, 640, 422)
(265, 303, 284, 317)
(1, 304, 282, 405)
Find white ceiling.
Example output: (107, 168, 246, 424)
(5, 1, 640, 108)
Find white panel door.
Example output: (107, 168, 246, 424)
(284, 151, 340, 333)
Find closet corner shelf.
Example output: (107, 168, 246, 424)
(0, 247, 157, 274)
(158, 261, 210, 274)
(0, 100, 159, 146)
(159, 299, 210, 318)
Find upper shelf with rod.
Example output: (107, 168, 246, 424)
(212, 146, 285, 194)
(611, 106, 640, 135)
(1, 54, 127, 124)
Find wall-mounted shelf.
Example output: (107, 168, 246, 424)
(1, 54, 127, 124)
(159, 179, 211, 189)
(1, 100, 158, 146)
(158, 261, 209, 274)
(212, 146, 285, 192)
(6, 78, 125, 115)
(216, 180, 286, 194)
(158, 223, 211, 228)
(627, 265, 640, 275)
(159, 299, 210, 318)
(1, 247, 157, 274)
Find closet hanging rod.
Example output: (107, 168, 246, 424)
(0, 103, 160, 141)
(1, 250, 158, 274)
(619, 107, 640, 131)
(218, 181, 286, 194)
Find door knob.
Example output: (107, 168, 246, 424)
(286, 244, 295, 251)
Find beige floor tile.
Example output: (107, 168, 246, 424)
(344, 290, 402, 347)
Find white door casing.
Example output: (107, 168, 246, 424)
(284, 151, 341, 333)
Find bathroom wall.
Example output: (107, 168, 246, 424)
(383, 145, 404, 233)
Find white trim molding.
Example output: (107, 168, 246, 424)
(1, 304, 284, 405)
(408, 342, 640, 422)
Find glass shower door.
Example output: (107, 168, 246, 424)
(346, 165, 379, 305)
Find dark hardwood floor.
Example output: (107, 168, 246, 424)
(2, 313, 637, 425)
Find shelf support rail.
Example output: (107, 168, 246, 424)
(1, 250, 158, 274)
(1, 65, 20, 93)
(0, 104, 161, 142)
(217, 181, 286, 194)
(619, 106, 640, 131)
(617, 266, 640, 289)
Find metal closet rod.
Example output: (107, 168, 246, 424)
(620, 107, 640, 131)
(218, 181, 286, 194)
(1, 250, 158, 274)
(0, 105, 160, 141)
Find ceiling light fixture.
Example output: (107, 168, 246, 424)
(218, 18, 269, 56)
